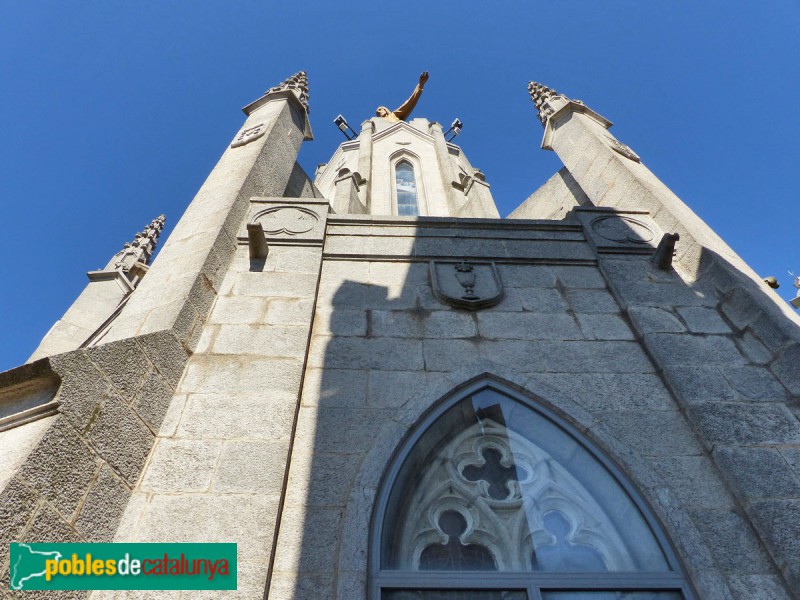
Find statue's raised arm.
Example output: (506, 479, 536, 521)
(376, 72, 429, 122)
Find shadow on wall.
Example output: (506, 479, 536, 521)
(272, 214, 800, 600)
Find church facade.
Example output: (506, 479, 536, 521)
(2, 72, 800, 599)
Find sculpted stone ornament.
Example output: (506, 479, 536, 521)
(528, 81, 613, 153)
(430, 260, 503, 310)
(528, 81, 574, 125)
(231, 123, 268, 148)
(255, 206, 319, 235)
(591, 215, 654, 245)
(111, 214, 166, 272)
(265, 71, 310, 113)
(606, 135, 641, 162)
(454, 261, 479, 301)
(242, 71, 312, 141)
(576, 208, 661, 255)
(376, 71, 428, 123)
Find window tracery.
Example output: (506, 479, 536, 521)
(371, 384, 693, 600)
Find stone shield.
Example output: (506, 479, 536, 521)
(430, 260, 504, 310)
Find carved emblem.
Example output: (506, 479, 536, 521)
(606, 136, 640, 162)
(430, 261, 503, 310)
(591, 215, 654, 245)
(231, 123, 267, 148)
(255, 206, 319, 235)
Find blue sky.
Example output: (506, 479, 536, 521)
(1, 1, 798, 371)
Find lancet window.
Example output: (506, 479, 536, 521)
(395, 160, 419, 216)
(370, 383, 694, 600)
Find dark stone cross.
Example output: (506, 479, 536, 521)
(461, 447, 526, 500)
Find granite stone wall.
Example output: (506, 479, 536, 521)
(0, 331, 187, 599)
(540, 100, 800, 598)
(4, 84, 800, 600)
(262, 217, 796, 600)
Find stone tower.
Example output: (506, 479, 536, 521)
(2, 72, 800, 600)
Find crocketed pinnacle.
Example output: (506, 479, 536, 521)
(527, 81, 559, 125)
(266, 71, 310, 113)
(122, 214, 166, 266)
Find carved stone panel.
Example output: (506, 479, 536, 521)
(605, 135, 641, 162)
(241, 199, 329, 245)
(231, 123, 268, 148)
(430, 261, 503, 310)
(257, 206, 319, 235)
(575, 209, 661, 255)
(592, 215, 654, 245)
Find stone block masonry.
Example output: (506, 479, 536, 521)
(0, 330, 188, 599)
(110, 225, 327, 598)
(261, 216, 785, 600)
(531, 85, 800, 597)
(1, 77, 313, 599)
(5, 76, 800, 600)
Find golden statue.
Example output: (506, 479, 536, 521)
(376, 72, 429, 122)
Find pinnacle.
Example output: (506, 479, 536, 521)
(266, 71, 310, 113)
(527, 81, 559, 125)
(121, 214, 166, 266)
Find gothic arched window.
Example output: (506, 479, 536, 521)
(370, 383, 694, 600)
(395, 160, 419, 216)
